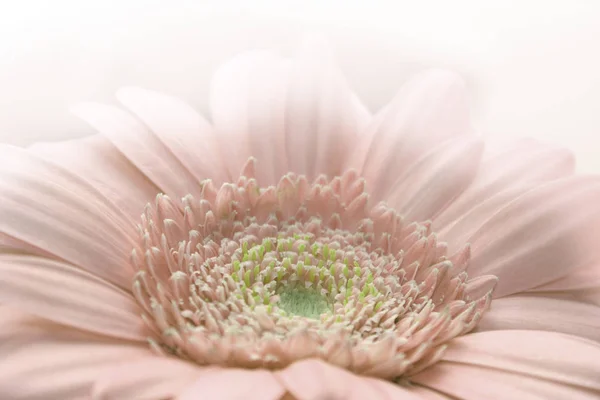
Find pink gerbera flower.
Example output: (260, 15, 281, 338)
(1, 39, 600, 399)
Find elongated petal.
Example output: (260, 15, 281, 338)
(355, 69, 472, 201)
(210, 39, 370, 183)
(0, 255, 146, 341)
(438, 185, 533, 254)
(0, 307, 151, 400)
(92, 357, 201, 400)
(409, 386, 456, 400)
(476, 295, 600, 341)
(412, 362, 600, 400)
(71, 102, 202, 201)
(285, 38, 371, 179)
(177, 368, 285, 400)
(116, 87, 229, 184)
(435, 138, 575, 236)
(209, 51, 291, 184)
(437, 330, 600, 391)
(30, 135, 160, 222)
(467, 176, 600, 297)
(530, 266, 600, 306)
(387, 137, 483, 221)
(276, 359, 425, 400)
(0, 146, 137, 288)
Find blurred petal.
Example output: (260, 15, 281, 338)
(467, 176, 600, 297)
(0, 255, 146, 341)
(435, 138, 575, 242)
(177, 368, 285, 400)
(210, 38, 370, 183)
(355, 69, 472, 201)
(438, 330, 600, 391)
(476, 295, 600, 341)
(30, 134, 160, 222)
(530, 266, 600, 306)
(412, 362, 600, 400)
(0, 307, 150, 400)
(209, 50, 291, 184)
(116, 87, 229, 184)
(0, 145, 137, 289)
(92, 357, 201, 400)
(71, 102, 202, 201)
(409, 386, 455, 400)
(277, 359, 424, 400)
(387, 137, 483, 221)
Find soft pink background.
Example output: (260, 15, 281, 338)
(1, 2, 599, 171)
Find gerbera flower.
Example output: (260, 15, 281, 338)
(1, 39, 599, 399)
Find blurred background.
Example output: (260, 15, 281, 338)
(0, 1, 599, 171)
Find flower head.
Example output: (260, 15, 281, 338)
(134, 162, 492, 379)
(0, 39, 599, 399)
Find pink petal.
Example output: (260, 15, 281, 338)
(409, 385, 455, 400)
(30, 134, 160, 222)
(91, 357, 201, 400)
(0, 306, 151, 400)
(209, 50, 291, 184)
(71, 102, 202, 201)
(285, 38, 371, 180)
(467, 176, 600, 297)
(0, 145, 138, 289)
(0, 255, 146, 341)
(434, 138, 575, 246)
(354, 69, 472, 202)
(412, 362, 600, 400)
(0, 232, 54, 258)
(531, 266, 600, 306)
(438, 330, 600, 391)
(437, 185, 532, 254)
(210, 38, 370, 183)
(276, 358, 424, 400)
(116, 87, 229, 185)
(476, 295, 600, 341)
(176, 368, 285, 400)
(387, 137, 483, 222)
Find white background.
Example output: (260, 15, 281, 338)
(1, 1, 599, 171)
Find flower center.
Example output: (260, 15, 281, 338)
(277, 288, 331, 319)
(130, 158, 496, 380)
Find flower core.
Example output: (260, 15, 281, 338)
(131, 159, 494, 379)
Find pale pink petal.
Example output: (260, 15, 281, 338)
(0, 232, 54, 257)
(177, 368, 285, 400)
(0, 307, 151, 400)
(30, 135, 160, 221)
(409, 385, 455, 400)
(285, 38, 371, 180)
(210, 39, 370, 182)
(412, 362, 600, 400)
(0, 255, 146, 341)
(476, 295, 600, 341)
(437, 330, 600, 391)
(71, 102, 202, 201)
(276, 359, 425, 400)
(434, 138, 575, 241)
(354, 69, 472, 201)
(387, 137, 483, 222)
(0, 145, 138, 289)
(209, 50, 291, 184)
(91, 357, 202, 400)
(437, 185, 533, 254)
(466, 176, 600, 297)
(530, 266, 600, 306)
(116, 87, 229, 184)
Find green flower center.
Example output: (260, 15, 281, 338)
(277, 287, 332, 319)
